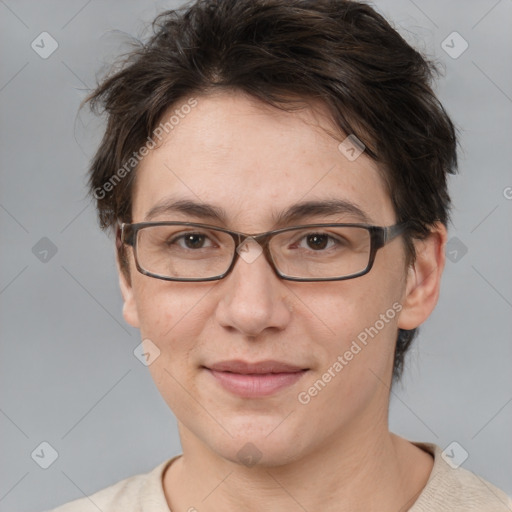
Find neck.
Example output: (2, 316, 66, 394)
(163, 419, 433, 512)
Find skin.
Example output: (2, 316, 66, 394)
(118, 89, 447, 511)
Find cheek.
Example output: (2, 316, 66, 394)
(133, 279, 202, 339)
(303, 278, 402, 386)
(132, 280, 207, 388)
(295, 294, 400, 429)
(291, 302, 399, 448)
(307, 276, 401, 341)
(132, 282, 207, 412)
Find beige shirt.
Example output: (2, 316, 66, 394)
(49, 442, 512, 511)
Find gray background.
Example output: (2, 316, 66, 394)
(1, 1, 511, 510)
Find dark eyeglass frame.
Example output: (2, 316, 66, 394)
(120, 220, 410, 282)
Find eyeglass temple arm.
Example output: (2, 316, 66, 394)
(119, 222, 133, 245)
(383, 221, 410, 244)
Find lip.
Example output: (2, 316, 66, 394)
(207, 359, 307, 374)
(203, 360, 309, 397)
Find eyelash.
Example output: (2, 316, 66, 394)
(168, 231, 344, 251)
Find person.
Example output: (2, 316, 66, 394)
(50, 0, 511, 510)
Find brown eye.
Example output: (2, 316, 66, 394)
(168, 232, 215, 250)
(305, 234, 331, 250)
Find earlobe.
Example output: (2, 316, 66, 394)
(118, 264, 140, 329)
(397, 223, 447, 331)
(115, 240, 140, 329)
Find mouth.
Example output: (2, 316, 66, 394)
(203, 360, 309, 397)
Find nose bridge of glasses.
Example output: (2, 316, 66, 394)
(229, 228, 273, 256)
(233, 232, 275, 270)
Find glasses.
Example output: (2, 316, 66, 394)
(120, 221, 410, 282)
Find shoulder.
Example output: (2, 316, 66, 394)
(410, 442, 512, 512)
(47, 457, 178, 512)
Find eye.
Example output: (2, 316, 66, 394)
(169, 232, 216, 250)
(296, 232, 344, 251)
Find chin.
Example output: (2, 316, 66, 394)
(204, 420, 310, 468)
(220, 440, 304, 468)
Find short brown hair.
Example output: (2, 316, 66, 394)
(84, 0, 458, 381)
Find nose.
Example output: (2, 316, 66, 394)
(214, 238, 292, 337)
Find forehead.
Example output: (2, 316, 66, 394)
(131, 90, 395, 229)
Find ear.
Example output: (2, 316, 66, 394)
(115, 227, 140, 329)
(397, 222, 447, 330)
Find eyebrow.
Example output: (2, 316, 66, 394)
(143, 196, 373, 226)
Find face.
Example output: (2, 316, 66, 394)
(120, 90, 417, 466)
